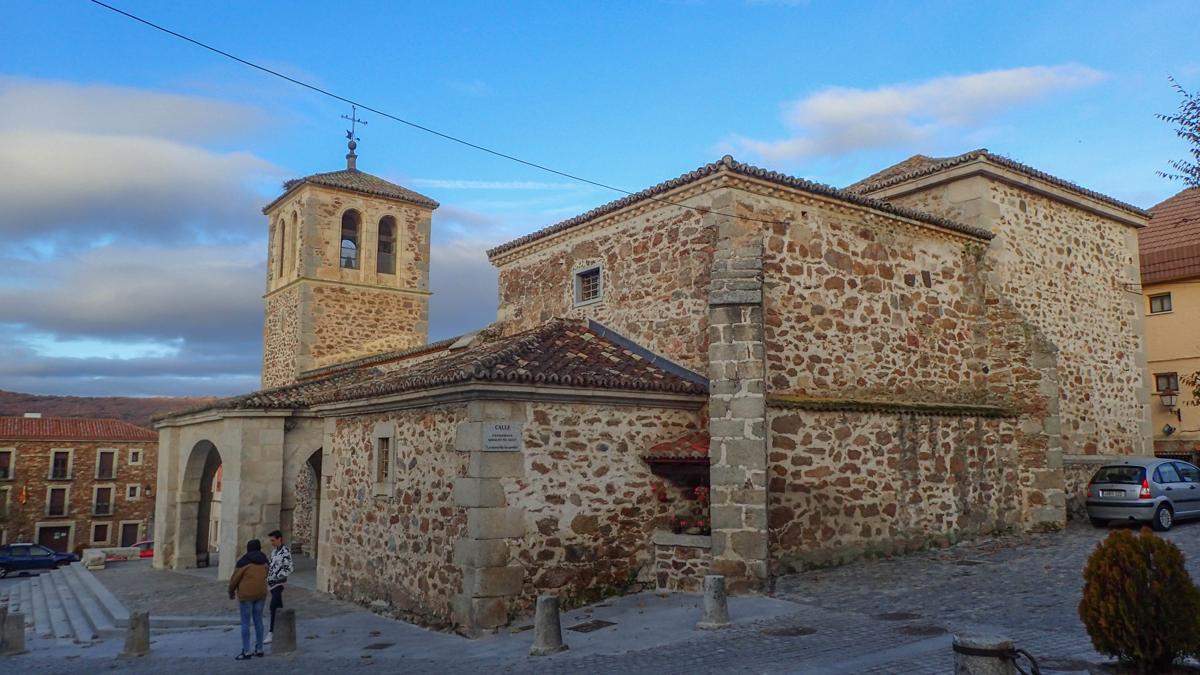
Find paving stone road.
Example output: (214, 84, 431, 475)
(14, 520, 1200, 673)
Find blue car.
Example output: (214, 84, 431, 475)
(0, 543, 79, 577)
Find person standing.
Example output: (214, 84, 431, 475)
(228, 539, 269, 660)
(265, 529, 294, 645)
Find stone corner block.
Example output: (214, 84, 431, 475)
(454, 538, 510, 567)
(467, 506, 526, 539)
(455, 421, 483, 452)
(468, 451, 524, 479)
(462, 565, 525, 598)
(451, 594, 508, 633)
(453, 477, 507, 508)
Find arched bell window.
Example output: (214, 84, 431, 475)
(275, 218, 286, 279)
(340, 210, 361, 269)
(377, 216, 396, 274)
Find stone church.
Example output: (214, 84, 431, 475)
(153, 143, 1151, 634)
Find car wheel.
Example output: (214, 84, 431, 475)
(0, 568, 8, 578)
(1089, 517, 1108, 528)
(1153, 504, 1174, 532)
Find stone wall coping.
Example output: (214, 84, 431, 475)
(652, 531, 713, 549)
(767, 395, 1013, 418)
(1063, 454, 1154, 465)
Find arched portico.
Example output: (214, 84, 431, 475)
(175, 440, 222, 570)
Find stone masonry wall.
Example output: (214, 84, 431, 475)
(767, 409, 1022, 571)
(492, 194, 715, 373)
(0, 439, 158, 552)
(323, 406, 467, 628)
(262, 284, 303, 389)
(309, 284, 427, 369)
(755, 189, 991, 403)
(653, 534, 713, 592)
(502, 402, 700, 614)
(886, 179, 1148, 456)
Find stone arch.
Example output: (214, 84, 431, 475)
(292, 448, 323, 558)
(176, 440, 222, 569)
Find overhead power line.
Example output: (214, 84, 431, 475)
(86, 0, 788, 227)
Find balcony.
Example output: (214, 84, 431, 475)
(93, 502, 113, 516)
(48, 469, 71, 481)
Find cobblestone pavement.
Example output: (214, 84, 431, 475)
(18, 520, 1200, 673)
(94, 558, 356, 619)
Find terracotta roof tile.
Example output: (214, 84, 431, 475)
(846, 149, 1149, 218)
(642, 431, 709, 462)
(0, 416, 156, 442)
(486, 156, 992, 259)
(162, 320, 707, 420)
(263, 168, 438, 213)
(1141, 188, 1200, 283)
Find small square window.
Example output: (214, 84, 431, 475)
(126, 485, 141, 500)
(128, 449, 142, 466)
(1150, 293, 1173, 314)
(574, 266, 602, 305)
(1156, 372, 1180, 393)
(92, 523, 110, 544)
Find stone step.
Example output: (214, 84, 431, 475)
(20, 578, 35, 627)
(29, 575, 52, 638)
(60, 562, 118, 637)
(35, 573, 74, 640)
(51, 568, 98, 643)
(67, 562, 129, 628)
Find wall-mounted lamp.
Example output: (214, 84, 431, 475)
(1160, 391, 1182, 422)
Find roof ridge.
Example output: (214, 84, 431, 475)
(263, 167, 439, 213)
(852, 149, 1149, 217)
(486, 156, 991, 258)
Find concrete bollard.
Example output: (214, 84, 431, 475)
(696, 575, 731, 629)
(1, 611, 25, 656)
(273, 608, 297, 653)
(121, 611, 150, 657)
(0, 605, 6, 650)
(952, 633, 1017, 675)
(529, 595, 568, 656)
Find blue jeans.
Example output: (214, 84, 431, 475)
(239, 599, 265, 654)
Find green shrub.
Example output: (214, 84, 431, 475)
(1078, 528, 1200, 671)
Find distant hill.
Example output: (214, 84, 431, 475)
(0, 390, 217, 429)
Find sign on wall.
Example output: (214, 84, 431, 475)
(483, 422, 524, 452)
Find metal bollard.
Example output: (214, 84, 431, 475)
(273, 608, 297, 653)
(529, 595, 568, 656)
(696, 575, 731, 629)
(952, 633, 1021, 675)
(1, 611, 25, 656)
(121, 611, 150, 657)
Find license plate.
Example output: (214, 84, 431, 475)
(1099, 490, 1125, 497)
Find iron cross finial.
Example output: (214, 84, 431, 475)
(341, 105, 367, 170)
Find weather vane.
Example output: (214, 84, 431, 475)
(341, 105, 367, 170)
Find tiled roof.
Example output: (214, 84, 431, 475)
(310, 319, 708, 405)
(161, 320, 707, 420)
(642, 431, 709, 463)
(0, 416, 157, 442)
(1141, 188, 1200, 283)
(486, 156, 992, 259)
(845, 149, 1149, 218)
(263, 168, 439, 213)
(298, 334, 464, 381)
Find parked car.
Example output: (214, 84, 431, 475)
(1086, 457, 1200, 531)
(0, 543, 80, 577)
(134, 540, 154, 559)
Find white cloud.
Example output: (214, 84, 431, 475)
(728, 65, 1106, 162)
(0, 76, 269, 141)
(0, 131, 276, 243)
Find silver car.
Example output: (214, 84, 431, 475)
(1086, 457, 1200, 531)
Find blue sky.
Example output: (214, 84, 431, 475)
(0, 0, 1197, 396)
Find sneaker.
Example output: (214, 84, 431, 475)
(264, 632, 273, 645)
(255, 651, 265, 658)
(235, 653, 253, 661)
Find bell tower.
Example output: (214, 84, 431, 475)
(260, 129, 438, 388)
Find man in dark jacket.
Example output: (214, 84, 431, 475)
(228, 539, 269, 659)
(264, 529, 294, 645)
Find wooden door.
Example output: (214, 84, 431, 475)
(38, 526, 70, 552)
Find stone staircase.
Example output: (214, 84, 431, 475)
(1, 563, 128, 645)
